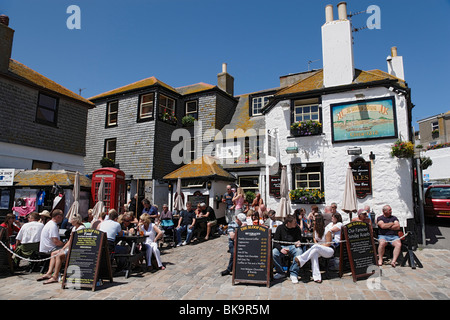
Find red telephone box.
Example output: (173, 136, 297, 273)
(91, 168, 126, 214)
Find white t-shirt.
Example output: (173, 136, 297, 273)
(325, 222, 343, 243)
(99, 219, 122, 242)
(16, 221, 44, 244)
(39, 220, 61, 253)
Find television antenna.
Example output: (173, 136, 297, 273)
(78, 88, 86, 96)
(307, 59, 320, 71)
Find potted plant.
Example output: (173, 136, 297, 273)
(289, 188, 325, 204)
(159, 110, 177, 125)
(390, 140, 415, 158)
(100, 157, 114, 167)
(182, 115, 196, 127)
(420, 156, 433, 170)
(432, 129, 439, 138)
(290, 120, 322, 137)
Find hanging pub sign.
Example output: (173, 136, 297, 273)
(269, 175, 281, 198)
(349, 157, 372, 199)
(330, 97, 398, 143)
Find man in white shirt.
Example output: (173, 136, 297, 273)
(39, 209, 65, 254)
(99, 210, 128, 271)
(14, 212, 44, 266)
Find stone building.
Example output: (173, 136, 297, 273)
(85, 65, 237, 208)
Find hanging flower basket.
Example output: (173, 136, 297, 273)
(290, 120, 322, 137)
(390, 140, 414, 158)
(289, 188, 325, 204)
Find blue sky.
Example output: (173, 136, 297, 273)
(2, 0, 450, 130)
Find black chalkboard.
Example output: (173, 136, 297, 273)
(339, 221, 377, 282)
(232, 225, 271, 287)
(0, 227, 13, 275)
(61, 229, 113, 291)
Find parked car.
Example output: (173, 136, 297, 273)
(424, 185, 450, 218)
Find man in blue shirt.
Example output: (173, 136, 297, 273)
(175, 201, 196, 246)
(142, 198, 158, 222)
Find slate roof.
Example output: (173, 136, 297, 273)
(163, 156, 235, 181)
(13, 170, 91, 188)
(4, 59, 94, 107)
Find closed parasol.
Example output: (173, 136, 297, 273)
(276, 166, 291, 219)
(91, 177, 105, 221)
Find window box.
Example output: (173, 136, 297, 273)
(289, 188, 325, 204)
(290, 120, 322, 137)
(159, 112, 177, 125)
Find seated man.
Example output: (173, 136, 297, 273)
(175, 201, 196, 246)
(377, 205, 401, 267)
(272, 214, 304, 283)
(99, 210, 129, 271)
(14, 212, 44, 267)
(199, 203, 217, 240)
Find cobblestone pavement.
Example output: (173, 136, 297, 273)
(1, 235, 449, 301)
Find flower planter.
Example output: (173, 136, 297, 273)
(290, 120, 322, 137)
(390, 140, 414, 158)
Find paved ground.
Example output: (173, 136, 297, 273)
(1, 234, 449, 302)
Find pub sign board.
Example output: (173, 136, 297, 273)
(339, 221, 377, 282)
(269, 175, 281, 198)
(349, 157, 372, 199)
(330, 97, 398, 143)
(62, 229, 113, 291)
(232, 225, 272, 287)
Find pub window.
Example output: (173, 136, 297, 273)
(293, 163, 323, 191)
(238, 176, 259, 194)
(138, 93, 154, 121)
(106, 100, 118, 127)
(293, 102, 320, 123)
(185, 100, 198, 119)
(36, 93, 58, 126)
(104, 138, 117, 163)
(183, 138, 196, 163)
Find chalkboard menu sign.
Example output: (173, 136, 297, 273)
(349, 157, 372, 199)
(339, 221, 377, 282)
(232, 225, 271, 287)
(0, 227, 13, 275)
(62, 229, 113, 291)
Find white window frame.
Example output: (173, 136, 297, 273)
(106, 101, 118, 126)
(295, 170, 322, 190)
(293, 103, 320, 123)
(185, 100, 198, 119)
(104, 138, 117, 163)
(139, 93, 154, 120)
(252, 95, 271, 116)
(159, 94, 175, 116)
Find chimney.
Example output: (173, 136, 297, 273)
(387, 46, 405, 80)
(0, 14, 14, 73)
(217, 63, 234, 96)
(321, 2, 355, 87)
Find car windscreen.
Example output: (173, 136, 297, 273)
(428, 187, 450, 199)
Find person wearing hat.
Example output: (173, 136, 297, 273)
(220, 213, 247, 276)
(39, 210, 51, 225)
(352, 208, 372, 225)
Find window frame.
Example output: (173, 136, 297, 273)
(293, 102, 321, 123)
(32, 160, 52, 170)
(137, 92, 155, 122)
(35, 92, 59, 126)
(185, 99, 198, 120)
(250, 94, 272, 117)
(292, 163, 324, 191)
(158, 94, 176, 117)
(105, 100, 119, 127)
(104, 138, 117, 163)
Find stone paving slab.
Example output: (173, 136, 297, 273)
(0, 235, 449, 301)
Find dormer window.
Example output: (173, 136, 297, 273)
(251, 95, 271, 116)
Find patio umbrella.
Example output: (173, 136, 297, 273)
(173, 177, 184, 212)
(276, 166, 290, 219)
(91, 177, 105, 221)
(342, 166, 358, 221)
(65, 171, 80, 221)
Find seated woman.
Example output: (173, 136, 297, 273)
(294, 214, 334, 283)
(137, 213, 165, 271)
(37, 213, 85, 284)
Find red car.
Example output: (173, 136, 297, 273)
(424, 185, 450, 218)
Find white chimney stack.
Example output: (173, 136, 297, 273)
(321, 2, 355, 88)
(387, 46, 405, 80)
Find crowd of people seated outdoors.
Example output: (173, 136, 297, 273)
(1, 186, 402, 286)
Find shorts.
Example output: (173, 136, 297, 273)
(378, 234, 400, 243)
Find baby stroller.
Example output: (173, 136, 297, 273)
(160, 218, 175, 248)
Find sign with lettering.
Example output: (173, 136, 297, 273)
(331, 97, 398, 143)
(232, 225, 272, 287)
(0, 169, 14, 186)
(62, 229, 113, 291)
(269, 175, 281, 198)
(349, 157, 372, 199)
(339, 221, 377, 282)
